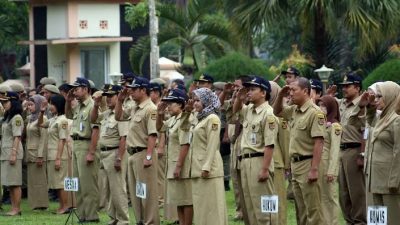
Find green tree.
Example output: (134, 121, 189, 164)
(196, 52, 273, 82)
(125, 0, 237, 74)
(363, 59, 400, 89)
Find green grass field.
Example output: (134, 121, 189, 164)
(0, 186, 344, 225)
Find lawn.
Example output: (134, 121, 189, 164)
(0, 186, 344, 225)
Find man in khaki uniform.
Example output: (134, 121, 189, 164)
(115, 77, 159, 225)
(65, 77, 100, 222)
(274, 77, 326, 225)
(233, 76, 278, 225)
(337, 73, 366, 225)
(91, 84, 130, 225)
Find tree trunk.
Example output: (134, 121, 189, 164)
(314, 2, 327, 68)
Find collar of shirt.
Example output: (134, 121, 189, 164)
(138, 98, 152, 109)
(81, 96, 92, 106)
(250, 101, 269, 114)
(296, 99, 313, 113)
(343, 95, 361, 108)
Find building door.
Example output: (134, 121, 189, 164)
(80, 47, 108, 88)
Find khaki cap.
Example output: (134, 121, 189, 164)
(43, 84, 60, 94)
(10, 83, 25, 92)
(40, 77, 57, 85)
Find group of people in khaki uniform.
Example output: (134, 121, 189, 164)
(0, 67, 399, 225)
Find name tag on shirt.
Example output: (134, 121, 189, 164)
(64, 177, 79, 192)
(136, 182, 147, 199)
(250, 133, 257, 145)
(261, 195, 278, 213)
(363, 127, 369, 140)
(367, 206, 387, 225)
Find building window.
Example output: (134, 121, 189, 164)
(100, 20, 108, 30)
(80, 47, 108, 88)
(79, 20, 88, 29)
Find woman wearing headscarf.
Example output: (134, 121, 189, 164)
(316, 95, 341, 225)
(38, 94, 70, 214)
(25, 94, 49, 210)
(367, 81, 400, 225)
(190, 88, 228, 225)
(0, 91, 24, 216)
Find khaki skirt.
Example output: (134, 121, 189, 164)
(47, 160, 68, 189)
(1, 159, 22, 186)
(166, 178, 193, 206)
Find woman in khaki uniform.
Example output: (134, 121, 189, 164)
(190, 88, 228, 225)
(366, 81, 400, 225)
(156, 89, 193, 225)
(25, 94, 49, 210)
(0, 91, 24, 216)
(39, 94, 70, 214)
(316, 95, 341, 225)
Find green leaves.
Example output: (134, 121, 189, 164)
(125, 1, 149, 30)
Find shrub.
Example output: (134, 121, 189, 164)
(363, 59, 400, 89)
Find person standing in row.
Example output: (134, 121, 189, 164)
(115, 77, 159, 225)
(190, 88, 228, 225)
(25, 95, 49, 210)
(316, 95, 341, 225)
(39, 94, 70, 214)
(366, 81, 400, 225)
(65, 77, 100, 223)
(232, 76, 278, 225)
(274, 77, 326, 225)
(91, 84, 130, 225)
(0, 91, 24, 216)
(337, 73, 367, 225)
(156, 89, 193, 225)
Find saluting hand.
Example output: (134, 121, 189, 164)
(40, 100, 48, 112)
(66, 89, 75, 102)
(93, 95, 102, 107)
(223, 83, 234, 94)
(184, 99, 194, 112)
(157, 102, 168, 113)
(258, 168, 269, 182)
(279, 85, 291, 97)
(326, 85, 337, 97)
(236, 88, 248, 101)
(118, 89, 129, 102)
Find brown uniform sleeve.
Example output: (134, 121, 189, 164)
(263, 115, 278, 147)
(146, 108, 158, 136)
(310, 111, 326, 138)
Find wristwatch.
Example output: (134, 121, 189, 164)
(146, 155, 152, 161)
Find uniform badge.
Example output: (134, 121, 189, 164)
(151, 113, 157, 120)
(212, 124, 218, 131)
(267, 116, 275, 130)
(333, 124, 342, 136)
(15, 119, 21, 127)
(317, 113, 325, 126)
(282, 120, 288, 129)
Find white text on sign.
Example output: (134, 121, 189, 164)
(367, 206, 387, 225)
(261, 195, 278, 213)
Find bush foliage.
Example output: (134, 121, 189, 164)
(195, 52, 273, 82)
(363, 59, 400, 88)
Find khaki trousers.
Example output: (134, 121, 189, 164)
(339, 148, 366, 225)
(372, 193, 400, 225)
(274, 167, 287, 225)
(230, 142, 243, 217)
(98, 167, 109, 210)
(191, 177, 228, 225)
(101, 150, 130, 225)
(320, 159, 339, 225)
(291, 159, 324, 225)
(127, 150, 159, 225)
(27, 162, 49, 209)
(73, 140, 100, 221)
(240, 157, 277, 225)
(158, 154, 178, 222)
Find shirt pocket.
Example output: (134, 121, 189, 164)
(106, 121, 118, 135)
(297, 122, 307, 130)
(248, 122, 261, 145)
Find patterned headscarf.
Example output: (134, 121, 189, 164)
(29, 94, 46, 122)
(193, 88, 221, 121)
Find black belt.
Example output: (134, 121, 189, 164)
(238, 152, 264, 161)
(340, 142, 361, 150)
(71, 135, 90, 141)
(100, 146, 119, 152)
(291, 155, 313, 163)
(127, 147, 146, 155)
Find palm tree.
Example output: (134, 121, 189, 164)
(127, 0, 237, 74)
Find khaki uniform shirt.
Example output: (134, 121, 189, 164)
(43, 115, 69, 160)
(163, 112, 191, 179)
(190, 114, 223, 178)
(26, 116, 47, 162)
(240, 102, 278, 172)
(124, 98, 157, 148)
(339, 96, 365, 144)
(98, 109, 128, 148)
(69, 97, 94, 138)
(281, 99, 326, 157)
(322, 122, 342, 176)
(1, 115, 24, 160)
